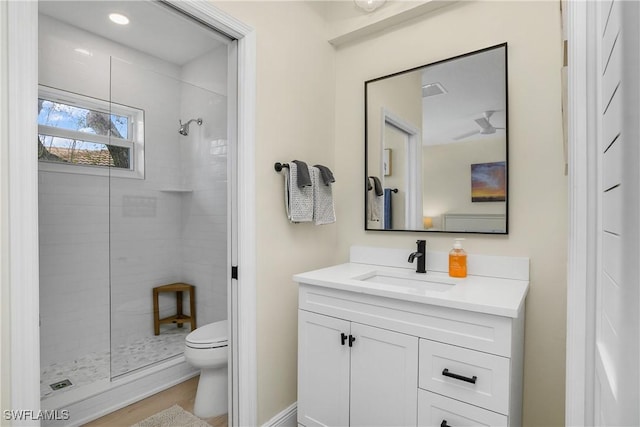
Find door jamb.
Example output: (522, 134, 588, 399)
(565, 1, 597, 425)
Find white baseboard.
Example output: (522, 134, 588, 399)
(262, 402, 297, 427)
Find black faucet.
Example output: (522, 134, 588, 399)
(408, 240, 426, 273)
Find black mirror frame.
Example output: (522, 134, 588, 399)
(364, 43, 509, 235)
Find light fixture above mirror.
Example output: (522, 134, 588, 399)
(354, 0, 386, 13)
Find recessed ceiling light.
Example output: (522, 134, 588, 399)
(74, 48, 93, 57)
(109, 13, 129, 25)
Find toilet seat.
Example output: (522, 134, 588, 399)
(186, 320, 228, 349)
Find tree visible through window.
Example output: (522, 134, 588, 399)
(37, 87, 144, 175)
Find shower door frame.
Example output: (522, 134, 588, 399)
(2, 1, 257, 426)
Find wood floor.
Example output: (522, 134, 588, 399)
(83, 377, 227, 427)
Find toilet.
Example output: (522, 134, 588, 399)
(184, 320, 228, 418)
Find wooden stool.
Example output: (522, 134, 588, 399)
(153, 283, 196, 335)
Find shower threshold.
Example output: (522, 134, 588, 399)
(41, 327, 190, 399)
(40, 355, 198, 426)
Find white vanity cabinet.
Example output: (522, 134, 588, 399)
(295, 257, 528, 427)
(298, 310, 418, 427)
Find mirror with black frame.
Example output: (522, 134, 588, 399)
(365, 43, 508, 234)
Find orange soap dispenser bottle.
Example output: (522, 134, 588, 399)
(449, 238, 467, 278)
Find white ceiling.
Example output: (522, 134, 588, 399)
(421, 46, 507, 145)
(38, 1, 228, 66)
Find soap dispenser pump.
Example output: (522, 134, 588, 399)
(449, 238, 467, 278)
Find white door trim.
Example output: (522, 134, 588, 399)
(565, 1, 597, 425)
(381, 108, 422, 229)
(4, 1, 41, 419)
(3, 1, 257, 426)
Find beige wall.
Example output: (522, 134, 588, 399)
(367, 70, 422, 229)
(365, 68, 422, 172)
(333, 2, 566, 426)
(367, 69, 422, 176)
(212, 2, 338, 424)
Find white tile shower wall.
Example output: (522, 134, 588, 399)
(38, 172, 110, 367)
(108, 55, 186, 346)
(179, 49, 229, 326)
(180, 44, 228, 96)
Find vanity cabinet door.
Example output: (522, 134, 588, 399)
(350, 322, 419, 427)
(298, 310, 351, 427)
(298, 311, 419, 427)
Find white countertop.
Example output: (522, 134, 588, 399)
(293, 262, 529, 318)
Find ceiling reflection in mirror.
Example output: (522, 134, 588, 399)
(365, 43, 508, 234)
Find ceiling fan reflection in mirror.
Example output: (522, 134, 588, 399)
(454, 110, 505, 140)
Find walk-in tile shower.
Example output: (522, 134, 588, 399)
(37, 1, 232, 409)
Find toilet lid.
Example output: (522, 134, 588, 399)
(186, 320, 228, 347)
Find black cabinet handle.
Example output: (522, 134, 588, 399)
(341, 333, 348, 346)
(348, 335, 356, 347)
(440, 420, 451, 427)
(442, 368, 477, 384)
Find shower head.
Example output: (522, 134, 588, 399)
(178, 118, 203, 136)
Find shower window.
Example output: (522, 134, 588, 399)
(38, 86, 145, 178)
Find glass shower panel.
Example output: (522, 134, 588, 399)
(108, 55, 228, 378)
(38, 14, 113, 398)
(38, 171, 111, 397)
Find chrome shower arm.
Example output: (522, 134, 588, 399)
(178, 117, 203, 136)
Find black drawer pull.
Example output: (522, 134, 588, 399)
(442, 368, 477, 384)
(340, 333, 348, 346)
(348, 335, 356, 347)
(441, 420, 451, 427)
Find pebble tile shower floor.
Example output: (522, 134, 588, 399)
(41, 327, 190, 399)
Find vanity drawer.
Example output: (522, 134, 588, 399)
(417, 389, 507, 427)
(418, 339, 510, 414)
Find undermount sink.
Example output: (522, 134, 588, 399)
(353, 271, 455, 292)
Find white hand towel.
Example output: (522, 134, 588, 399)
(285, 162, 313, 222)
(311, 166, 336, 225)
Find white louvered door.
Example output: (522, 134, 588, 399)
(594, 1, 639, 424)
